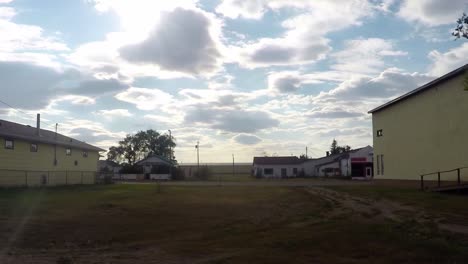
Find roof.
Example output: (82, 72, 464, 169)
(136, 155, 174, 166)
(98, 160, 121, 167)
(0, 119, 105, 152)
(253, 156, 302, 165)
(369, 64, 468, 114)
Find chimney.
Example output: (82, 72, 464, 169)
(326, 151, 330, 157)
(36, 113, 40, 136)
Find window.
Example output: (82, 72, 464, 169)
(66, 148, 72, 156)
(293, 168, 298, 175)
(264, 168, 273, 175)
(381, 155, 384, 175)
(74, 160, 78, 166)
(82, 151, 88, 158)
(377, 129, 383, 137)
(4, 139, 14, 149)
(30, 143, 38, 152)
(376, 155, 381, 175)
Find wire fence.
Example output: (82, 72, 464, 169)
(0, 169, 98, 187)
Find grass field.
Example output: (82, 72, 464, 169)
(1, 183, 468, 263)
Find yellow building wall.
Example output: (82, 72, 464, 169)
(0, 138, 100, 186)
(372, 73, 468, 180)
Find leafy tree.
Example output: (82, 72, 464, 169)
(330, 139, 351, 155)
(299, 154, 308, 160)
(107, 129, 176, 165)
(453, 13, 468, 40)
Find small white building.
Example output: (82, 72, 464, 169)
(252, 156, 303, 178)
(303, 146, 374, 178)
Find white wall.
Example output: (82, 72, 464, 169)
(253, 164, 301, 178)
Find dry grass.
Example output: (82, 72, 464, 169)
(0, 183, 467, 263)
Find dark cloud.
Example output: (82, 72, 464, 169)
(271, 76, 302, 93)
(184, 104, 279, 133)
(69, 79, 129, 95)
(233, 134, 262, 145)
(0, 61, 130, 110)
(0, 61, 65, 109)
(119, 8, 221, 75)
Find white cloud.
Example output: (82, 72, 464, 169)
(232, 0, 374, 68)
(0, 7, 68, 52)
(0, 0, 14, 4)
(331, 38, 408, 75)
(398, 0, 468, 26)
(94, 109, 133, 118)
(216, 0, 265, 19)
(428, 43, 468, 76)
(233, 134, 262, 145)
(115, 87, 174, 111)
(318, 68, 434, 101)
(50, 95, 96, 106)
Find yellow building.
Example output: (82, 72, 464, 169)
(0, 115, 104, 186)
(369, 64, 468, 180)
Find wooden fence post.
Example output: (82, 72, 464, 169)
(437, 172, 441, 187)
(457, 168, 461, 185)
(420, 175, 424, 191)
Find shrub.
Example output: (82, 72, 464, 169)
(171, 167, 185, 181)
(194, 166, 211, 180)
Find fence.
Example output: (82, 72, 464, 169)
(420, 166, 468, 191)
(0, 169, 98, 187)
(99, 173, 171, 181)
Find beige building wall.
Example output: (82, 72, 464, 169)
(0, 137, 100, 185)
(372, 73, 468, 180)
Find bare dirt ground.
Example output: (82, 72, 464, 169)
(1, 183, 468, 263)
(305, 187, 468, 235)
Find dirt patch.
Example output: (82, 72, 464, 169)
(306, 187, 467, 235)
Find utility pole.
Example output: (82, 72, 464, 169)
(195, 141, 200, 171)
(306, 146, 308, 159)
(232, 154, 235, 178)
(54, 123, 58, 166)
(168, 130, 172, 178)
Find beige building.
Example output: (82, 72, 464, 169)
(369, 64, 468, 180)
(0, 114, 104, 186)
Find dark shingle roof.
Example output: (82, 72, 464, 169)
(0, 119, 104, 152)
(368, 64, 468, 114)
(253, 156, 302, 165)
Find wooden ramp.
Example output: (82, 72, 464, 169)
(430, 184, 468, 193)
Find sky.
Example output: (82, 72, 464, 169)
(0, 0, 467, 163)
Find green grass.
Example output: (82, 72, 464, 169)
(0, 184, 468, 263)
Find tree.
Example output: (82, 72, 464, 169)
(107, 130, 176, 165)
(330, 139, 351, 155)
(453, 13, 468, 40)
(299, 154, 308, 160)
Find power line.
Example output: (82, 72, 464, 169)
(0, 98, 57, 129)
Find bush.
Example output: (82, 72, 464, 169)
(194, 166, 211, 180)
(151, 165, 170, 174)
(171, 167, 185, 181)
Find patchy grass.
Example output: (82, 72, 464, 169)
(0, 184, 467, 263)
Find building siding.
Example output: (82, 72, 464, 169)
(372, 73, 468, 180)
(0, 137, 100, 185)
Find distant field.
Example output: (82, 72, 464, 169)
(1, 183, 468, 263)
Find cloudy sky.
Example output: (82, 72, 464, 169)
(0, 0, 467, 163)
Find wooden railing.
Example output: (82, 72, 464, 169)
(420, 166, 468, 191)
